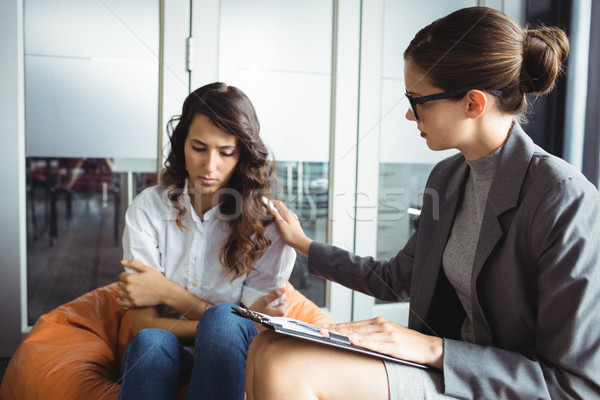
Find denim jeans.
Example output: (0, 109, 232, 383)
(118, 303, 259, 400)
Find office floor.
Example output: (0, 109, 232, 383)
(26, 187, 123, 325)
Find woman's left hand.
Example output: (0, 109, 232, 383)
(324, 317, 444, 370)
(249, 287, 290, 318)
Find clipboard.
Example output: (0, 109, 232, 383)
(231, 306, 428, 369)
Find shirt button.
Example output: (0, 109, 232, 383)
(192, 282, 198, 287)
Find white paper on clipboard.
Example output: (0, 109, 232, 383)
(231, 306, 429, 369)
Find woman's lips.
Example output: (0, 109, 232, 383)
(420, 131, 427, 138)
(199, 177, 218, 185)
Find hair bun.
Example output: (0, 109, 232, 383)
(521, 26, 570, 95)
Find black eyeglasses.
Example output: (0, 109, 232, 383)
(405, 89, 503, 120)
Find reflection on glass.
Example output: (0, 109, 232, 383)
(24, 0, 159, 325)
(275, 161, 328, 307)
(26, 158, 119, 324)
(376, 163, 434, 259)
(375, 163, 434, 305)
(134, 172, 159, 196)
(26, 157, 157, 324)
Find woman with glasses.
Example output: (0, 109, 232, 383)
(245, 7, 600, 399)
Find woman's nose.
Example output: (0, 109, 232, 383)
(405, 107, 416, 121)
(204, 151, 218, 171)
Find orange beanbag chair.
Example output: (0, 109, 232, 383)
(0, 282, 330, 400)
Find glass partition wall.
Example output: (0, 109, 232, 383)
(24, 0, 159, 324)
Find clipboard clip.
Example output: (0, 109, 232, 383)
(231, 306, 269, 324)
(327, 331, 351, 345)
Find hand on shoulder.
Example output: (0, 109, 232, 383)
(268, 200, 313, 257)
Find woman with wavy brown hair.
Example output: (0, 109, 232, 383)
(246, 6, 600, 399)
(116, 82, 296, 400)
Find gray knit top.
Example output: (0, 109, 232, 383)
(442, 145, 503, 343)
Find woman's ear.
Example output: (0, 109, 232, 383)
(466, 90, 488, 119)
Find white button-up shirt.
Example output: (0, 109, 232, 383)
(122, 182, 296, 315)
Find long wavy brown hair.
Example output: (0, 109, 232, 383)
(161, 82, 275, 279)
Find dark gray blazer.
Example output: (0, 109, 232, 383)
(308, 124, 600, 399)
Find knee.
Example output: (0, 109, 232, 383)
(248, 334, 297, 397)
(199, 303, 235, 325)
(251, 333, 292, 370)
(126, 328, 180, 363)
(197, 303, 236, 336)
(197, 303, 256, 342)
(121, 329, 186, 387)
(133, 328, 179, 345)
(247, 331, 278, 369)
(248, 331, 297, 379)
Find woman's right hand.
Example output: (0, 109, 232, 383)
(324, 317, 444, 370)
(118, 260, 176, 308)
(269, 200, 313, 257)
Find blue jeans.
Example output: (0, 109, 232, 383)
(118, 303, 259, 400)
